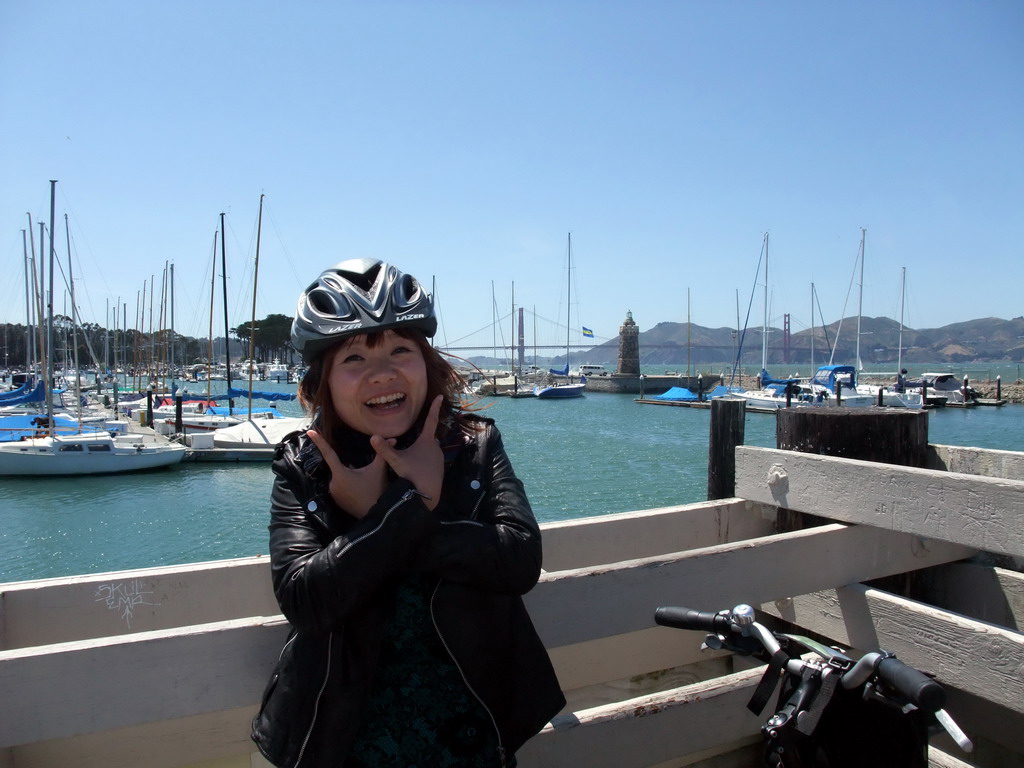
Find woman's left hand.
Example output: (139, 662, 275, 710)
(370, 395, 444, 510)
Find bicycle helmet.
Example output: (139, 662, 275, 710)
(291, 258, 437, 362)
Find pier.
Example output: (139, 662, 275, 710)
(0, 407, 1022, 766)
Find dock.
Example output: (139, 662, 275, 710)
(1, 406, 1021, 766)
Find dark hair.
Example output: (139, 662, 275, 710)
(297, 328, 476, 440)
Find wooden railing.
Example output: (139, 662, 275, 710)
(1, 442, 1021, 768)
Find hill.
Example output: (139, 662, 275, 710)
(574, 315, 1024, 367)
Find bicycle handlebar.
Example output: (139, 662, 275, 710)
(654, 606, 731, 633)
(654, 602, 971, 754)
(877, 655, 946, 711)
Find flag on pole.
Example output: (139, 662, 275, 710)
(582, 327, 594, 338)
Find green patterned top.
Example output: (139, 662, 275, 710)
(347, 574, 513, 768)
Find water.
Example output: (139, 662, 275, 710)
(1, 389, 1021, 584)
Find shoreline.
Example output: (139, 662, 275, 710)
(716, 373, 1024, 405)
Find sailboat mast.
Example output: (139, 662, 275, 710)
(898, 266, 906, 374)
(207, 231, 217, 405)
(810, 283, 816, 370)
(761, 232, 769, 373)
(22, 229, 31, 368)
(247, 194, 265, 418)
(687, 287, 691, 378)
(46, 180, 56, 435)
(566, 233, 572, 372)
(65, 213, 81, 426)
(220, 212, 232, 413)
(511, 281, 516, 373)
(856, 228, 865, 371)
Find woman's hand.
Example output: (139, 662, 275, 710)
(306, 429, 390, 520)
(371, 395, 444, 510)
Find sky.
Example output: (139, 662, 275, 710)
(1, 1, 1022, 356)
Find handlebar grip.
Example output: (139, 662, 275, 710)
(654, 606, 729, 632)
(876, 656, 945, 711)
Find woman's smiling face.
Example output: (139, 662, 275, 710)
(326, 330, 428, 438)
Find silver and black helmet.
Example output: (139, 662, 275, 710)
(291, 259, 437, 362)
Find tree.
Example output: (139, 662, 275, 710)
(233, 313, 294, 361)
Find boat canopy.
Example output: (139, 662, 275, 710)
(549, 364, 570, 376)
(811, 365, 857, 393)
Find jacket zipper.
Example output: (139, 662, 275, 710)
(429, 580, 507, 768)
(293, 488, 422, 767)
(428, 482, 506, 765)
(293, 632, 333, 768)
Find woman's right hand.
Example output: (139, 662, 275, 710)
(306, 429, 390, 520)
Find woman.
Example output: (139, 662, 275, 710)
(251, 259, 565, 768)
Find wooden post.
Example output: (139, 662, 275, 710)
(775, 407, 931, 591)
(997, 375, 1002, 401)
(877, 387, 884, 406)
(707, 397, 745, 500)
(777, 407, 929, 467)
(145, 386, 154, 428)
(175, 392, 184, 433)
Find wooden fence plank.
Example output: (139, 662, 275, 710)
(919, 562, 1024, 629)
(0, 558, 278, 650)
(539, 500, 777, 572)
(518, 669, 765, 768)
(527, 523, 974, 649)
(735, 446, 1024, 557)
(927, 443, 1024, 481)
(0, 617, 290, 748)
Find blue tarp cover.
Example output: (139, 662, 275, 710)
(0, 380, 32, 401)
(228, 387, 297, 401)
(0, 381, 45, 406)
(653, 386, 699, 401)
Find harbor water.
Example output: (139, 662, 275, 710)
(1, 386, 1021, 584)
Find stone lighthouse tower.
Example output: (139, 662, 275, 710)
(616, 310, 640, 375)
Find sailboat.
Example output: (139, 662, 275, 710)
(534, 233, 586, 399)
(0, 181, 185, 475)
(722, 234, 820, 409)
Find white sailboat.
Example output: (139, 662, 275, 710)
(0, 430, 185, 476)
(535, 233, 586, 399)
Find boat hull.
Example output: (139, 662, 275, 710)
(0, 433, 186, 476)
(534, 383, 586, 399)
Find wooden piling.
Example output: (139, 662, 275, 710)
(707, 397, 746, 500)
(776, 406, 928, 467)
(775, 406, 931, 595)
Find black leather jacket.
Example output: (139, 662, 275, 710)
(251, 415, 565, 768)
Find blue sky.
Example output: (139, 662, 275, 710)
(1, 1, 1021, 355)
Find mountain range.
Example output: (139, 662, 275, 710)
(574, 315, 1024, 367)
